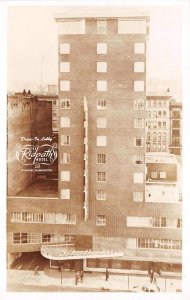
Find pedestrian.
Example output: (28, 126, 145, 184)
(105, 268, 109, 281)
(153, 271, 158, 284)
(80, 270, 84, 282)
(34, 265, 39, 276)
(149, 269, 154, 283)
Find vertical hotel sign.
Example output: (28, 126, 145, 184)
(83, 97, 89, 221)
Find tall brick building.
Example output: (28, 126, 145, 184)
(7, 16, 181, 273)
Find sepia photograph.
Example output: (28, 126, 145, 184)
(2, 0, 189, 296)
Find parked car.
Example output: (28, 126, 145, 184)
(132, 283, 160, 293)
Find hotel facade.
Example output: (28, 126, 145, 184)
(7, 16, 181, 273)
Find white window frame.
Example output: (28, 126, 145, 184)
(60, 117, 70, 128)
(97, 80, 107, 91)
(134, 43, 145, 54)
(97, 43, 107, 54)
(60, 62, 70, 73)
(134, 81, 144, 92)
(60, 43, 70, 54)
(97, 62, 107, 73)
(97, 136, 107, 146)
(61, 135, 70, 146)
(61, 189, 70, 200)
(61, 171, 70, 181)
(134, 62, 145, 73)
(60, 80, 70, 91)
(96, 214, 106, 226)
(97, 117, 107, 128)
(60, 99, 70, 109)
(97, 99, 106, 110)
(96, 190, 106, 200)
(97, 153, 106, 164)
(97, 20, 107, 34)
(61, 153, 70, 164)
(133, 173, 144, 184)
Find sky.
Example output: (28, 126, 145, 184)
(7, 5, 183, 99)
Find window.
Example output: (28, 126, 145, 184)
(153, 132, 157, 141)
(133, 191, 143, 202)
(163, 121, 166, 129)
(158, 101, 162, 107)
(135, 238, 182, 250)
(134, 137, 143, 147)
(61, 135, 70, 146)
(134, 81, 144, 92)
(61, 189, 70, 199)
(133, 173, 143, 183)
(96, 214, 106, 226)
(127, 217, 151, 228)
(133, 154, 144, 164)
(163, 111, 167, 117)
(97, 172, 106, 182)
(158, 132, 161, 142)
(97, 99, 106, 110)
(97, 80, 107, 91)
(118, 20, 146, 34)
(153, 101, 157, 107)
(134, 42, 145, 54)
(158, 111, 162, 117)
(11, 212, 21, 222)
(96, 190, 106, 200)
(134, 62, 145, 73)
(97, 43, 107, 54)
(60, 117, 70, 128)
(147, 132, 150, 141)
(59, 20, 85, 34)
(60, 99, 70, 109)
(134, 98, 144, 110)
(97, 154, 106, 164)
(162, 132, 166, 142)
(60, 81, 70, 91)
(97, 136, 107, 146)
(61, 171, 70, 181)
(160, 172, 166, 179)
(158, 122, 161, 129)
(177, 218, 182, 228)
(97, 62, 107, 73)
(134, 117, 144, 128)
(97, 117, 107, 128)
(97, 20, 107, 34)
(151, 172, 157, 179)
(60, 43, 70, 54)
(61, 153, 70, 164)
(60, 62, 70, 72)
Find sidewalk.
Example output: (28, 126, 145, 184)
(7, 267, 182, 292)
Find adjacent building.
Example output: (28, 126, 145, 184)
(169, 99, 182, 156)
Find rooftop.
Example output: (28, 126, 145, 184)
(14, 180, 58, 198)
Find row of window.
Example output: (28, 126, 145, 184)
(60, 135, 144, 147)
(12, 233, 74, 244)
(146, 143, 167, 151)
(60, 116, 145, 129)
(61, 153, 144, 165)
(146, 110, 167, 118)
(150, 171, 166, 179)
(10, 213, 182, 229)
(127, 217, 182, 228)
(146, 100, 168, 108)
(60, 171, 144, 184)
(60, 80, 145, 92)
(147, 122, 167, 129)
(11, 212, 76, 224)
(147, 132, 167, 141)
(60, 61, 145, 73)
(60, 42, 145, 55)
(60, 98, 145, 111)
(127, 238, 182, 250)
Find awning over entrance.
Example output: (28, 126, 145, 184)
(40, 245, 123, 260)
